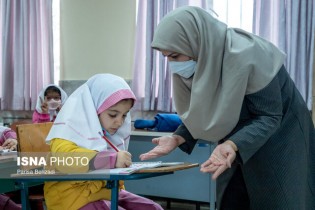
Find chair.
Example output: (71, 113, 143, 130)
(16, 122, 52, 155)
(9, 120, 33, 133)
(16, 122, 53, 210)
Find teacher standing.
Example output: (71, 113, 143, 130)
(140, 6, 315, 210)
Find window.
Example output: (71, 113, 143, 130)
(209, 0, 253, 32)
(132, 0, 254, 112)
(52, 0, 60, 85)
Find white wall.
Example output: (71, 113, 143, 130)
(60, 0, 136, 80)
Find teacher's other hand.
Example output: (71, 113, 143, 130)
(200, 140, 237, 180)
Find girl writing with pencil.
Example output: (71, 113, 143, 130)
(45, 74, 163, 210)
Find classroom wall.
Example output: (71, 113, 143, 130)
(60, 0, 136, 81)
(1, 1, 137, 126)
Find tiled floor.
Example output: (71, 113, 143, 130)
(26, 194, 212, 210)
(151, 197, 211, 210)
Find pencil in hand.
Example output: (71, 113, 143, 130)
(98, 131, 120, 152)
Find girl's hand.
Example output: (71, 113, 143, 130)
(40, 98, 49, 114)
(56, 104, 62, 112)
(139, 135, 185, 160)
(115, 151, 132, 168)
(2, 138, 18, 151)
(200, 140, 237, 180)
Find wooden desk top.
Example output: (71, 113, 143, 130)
(136, 163, 199, 173)
(11, 163, 199, 179)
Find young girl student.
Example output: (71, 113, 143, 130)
(0, 126, 21, 210)
(45, 74, 163, 210)
(32, 84, 68, 123)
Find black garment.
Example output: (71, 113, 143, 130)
(220, 166, 249, 210)
(174, 66, 315, 210)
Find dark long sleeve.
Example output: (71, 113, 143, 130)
(228, 73, 283, 164)
(174, 123, 198, 154)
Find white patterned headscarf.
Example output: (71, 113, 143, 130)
(46, 74, 136, 151)
(151, 6, 286, 142)
(35, 84, 68, 113)
(0, 126, 8, 133)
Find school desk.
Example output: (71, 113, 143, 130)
(0, 153, 18, 193)
(0, 153, 41, 194)
(12, 163, 198, 210)
(128, 130, 217, 210)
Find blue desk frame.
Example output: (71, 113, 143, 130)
(130, 131, 217, 210)
(15, 172, 172, 210)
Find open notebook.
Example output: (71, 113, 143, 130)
(0, 149, 17, 156)
(89, 161, 185, 175)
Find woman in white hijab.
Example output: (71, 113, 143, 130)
(45, 74, 163, 210)
(140, 6, 315, 210)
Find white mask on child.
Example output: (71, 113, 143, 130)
(169, 60, 196, 78)
(47, 99, 61, 110)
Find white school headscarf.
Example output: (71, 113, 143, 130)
(46, 74, 136, 152)
(0, 126, 10, 136)
(35, 84, 68, 120)
(151, 6, 286, 142)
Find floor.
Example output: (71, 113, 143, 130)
(38, 198, 211, 210)
(11, 191, 213, 210)
(22, 198, 212, 210)
(150, 197, 211, 210)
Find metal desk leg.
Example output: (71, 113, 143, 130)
(210, 178, 216, 210)
(209, 143, 217, 210)
(19, 181, 30, 210)
(109, 180, 119, 210)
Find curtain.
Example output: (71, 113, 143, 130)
(0, 0, 54, 110)
(132, 0, 207, 112)
(253, 0, 315, 109)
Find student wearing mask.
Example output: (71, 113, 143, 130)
(33, 84, 68, 123)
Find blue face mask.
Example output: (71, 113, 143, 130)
(169, 60, 196, 78)
(102, 127, 111, 136)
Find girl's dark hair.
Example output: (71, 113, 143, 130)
(44, 86, 61, 96)
(121, 98, 135, 107)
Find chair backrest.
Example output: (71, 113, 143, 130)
(16, 122, 53, 153)
(16, 122, 53, 170)
(10, 119, 33, 132)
